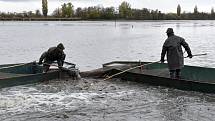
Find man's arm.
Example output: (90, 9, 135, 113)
(57, 52, 66, 68)
(38, 51, 47, 64)
(161, 45, 167, 62)
(181, 39, 192, 58)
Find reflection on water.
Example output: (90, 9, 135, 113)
(0, 21, 215, 120)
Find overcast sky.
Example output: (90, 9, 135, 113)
(0, 0, 215, 14)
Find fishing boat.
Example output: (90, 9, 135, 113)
(0, 61, 79, 88)
(103, 61, 215, 93)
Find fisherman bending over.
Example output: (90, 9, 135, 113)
(161, 28, 192, 79)
(38, 43, 66, 72)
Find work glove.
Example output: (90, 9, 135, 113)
(187, 54, 193, 58)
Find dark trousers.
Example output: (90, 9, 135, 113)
(43, 64, 51, 73)
(169, 69, 181, 79)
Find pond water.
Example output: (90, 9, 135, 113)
(0, 20, 215, 121)
(0, 20, 213, 70)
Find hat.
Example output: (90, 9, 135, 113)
(57, 43, 65, 50)
(166, 28, 174, 34)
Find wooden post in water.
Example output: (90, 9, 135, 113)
(114, 7, 118, 28)
(139, 60, 143, 72)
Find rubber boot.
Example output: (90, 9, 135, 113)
(170, 71, 175, 79)
(175, 69, 181, 79)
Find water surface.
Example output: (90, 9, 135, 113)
(0, 20, 215, 121)
(0, 20, 213, 70)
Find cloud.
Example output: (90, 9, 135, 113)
(0, 0, 69, 1)
(0, 0, 214, 13)
(0, 0, 43, 1)
(0, 0, 33, 2)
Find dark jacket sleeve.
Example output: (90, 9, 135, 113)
(62, 52, 66, 61)
(39, 51, 47, 64)
(161, 44, 167, 61)
(57, 51, 66, 67)
(181, 38, 192, 56)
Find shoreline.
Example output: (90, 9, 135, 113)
(0, 18, 215, 21)
(0, 17, 82, 21)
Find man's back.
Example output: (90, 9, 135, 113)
(46, 46, 64, 61)
(163, 35, 184, 58)
(164, 35, 183, 47)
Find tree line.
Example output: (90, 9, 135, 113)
(1, 1, 215, 20)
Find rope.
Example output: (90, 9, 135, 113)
(103, 61, 161, 81)
(103, 53, 207, 81)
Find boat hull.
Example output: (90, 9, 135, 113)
(107, 69, 215, 93)
(0, 71, 59, 88)
(0, 62, 78, 88)
(103, 61, 215, 93)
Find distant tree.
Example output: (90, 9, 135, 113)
(27, 11, 33, 17)
(158, 11, 164, 20)
(42, 0, 48, 17)
(74, 7, 88, 19)
(75, 7, 83, 17)
(165, 13, 178, 20)
(211, 7, 215, 14)
(61, 3, 67, 17)
(61, 3, 74, 18)
(194, 5, 198, 14)
(119, 1, 132, 18)
(210, 7, 215, 20)
(48, 3, 215, 20)
(151, 9, 160, 20)
(130, 9, 141, 19)
(52, 8, 61, 17)
(87, 6, 101, 19)
(142, 8, 152, 19)
(177, 4, 181, 16)
(22, 11, 28, 17)
(101, 7, 115, 19)
(67, 2, 74, 17)
(35, 9, 42, 17)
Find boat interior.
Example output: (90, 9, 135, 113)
(103, 61, 215, 83)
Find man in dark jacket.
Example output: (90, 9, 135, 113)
(38, 43, 66, 72)
(161, 28, 192, 79)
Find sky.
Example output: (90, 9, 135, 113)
(0, 0, 215, 14)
